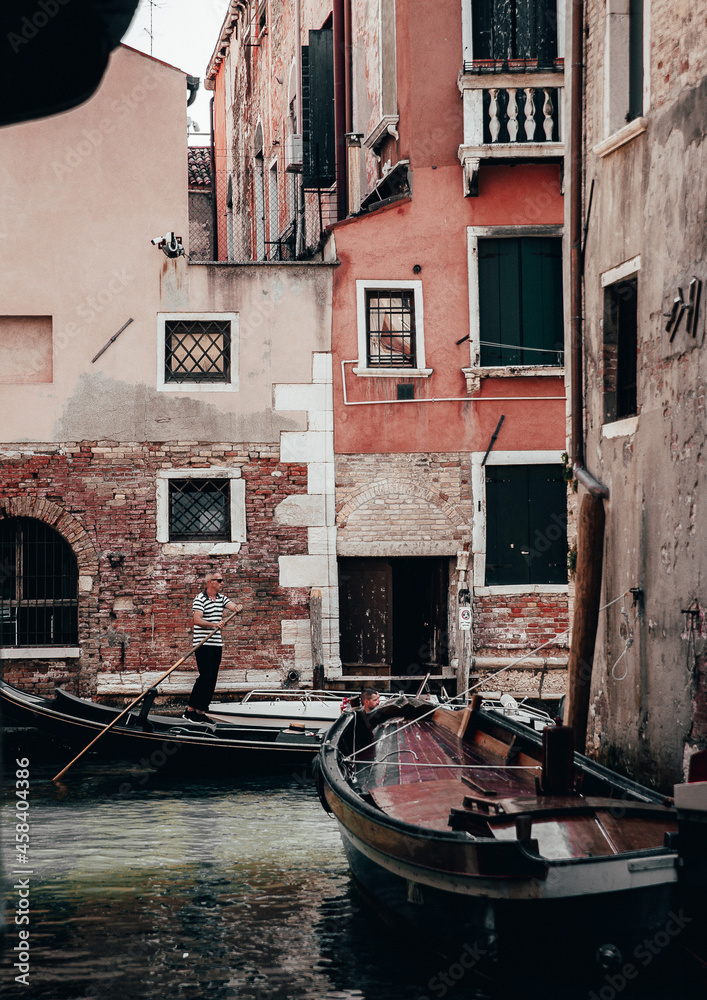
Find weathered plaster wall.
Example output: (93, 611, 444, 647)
(581, 1, 707, 788)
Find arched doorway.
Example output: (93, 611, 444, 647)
(0, 517, 79, 646)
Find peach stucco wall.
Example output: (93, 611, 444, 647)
(0, 44, 333, 444)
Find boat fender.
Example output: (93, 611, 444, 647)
(312, 756, 332, 814)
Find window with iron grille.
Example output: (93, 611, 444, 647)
(164, 318, 231, 384)
(168, 479, 231, 542)
(0, 517, 78, 646)
(366, 290, 416, 368)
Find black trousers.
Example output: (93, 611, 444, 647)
(189, 645, 222, 710)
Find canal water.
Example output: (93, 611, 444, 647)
(1, 747, 705, 1000)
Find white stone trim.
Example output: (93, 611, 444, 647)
(355, 279, 426, 372)
(155, 467, 246, 551)
(363, 114, 400, 151)
(601, 254, 641, 286)
(471, 450, 565, 588)
(274, 352, 339, 677)
(156, 312, 239, 392)
(594, 117, 648, 158)
(602, 415, 639, 439)
(0, 646, 81, 659)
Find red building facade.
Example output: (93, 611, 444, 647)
(208, 0, 570, 699)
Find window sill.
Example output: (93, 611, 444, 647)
(158, 382, 237, 393)
(594, 117, 648, 158)
(0, 646, 81, 660)
(474, 584, 569, 597)
(161, 542, 242, 556)
(353, 367, 433, 378)
(463, 366, 564, 393)
(602, 415, 639, 439)
(363, 115, 400, 153)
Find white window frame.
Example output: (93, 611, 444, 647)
(156, 468, 246, 554)
(465, 225, 565, 375)
(354, 279, 432, 377)
(157, 313, 239, 393)
(461, 0, 566, 63)
(600, 0, 649, 147)
(471, 449, 568, 594)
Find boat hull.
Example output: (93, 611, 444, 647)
(1, 681, 322, 771)
(317, 707, 681, 969)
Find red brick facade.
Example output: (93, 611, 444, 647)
(0, 441, 310, 698)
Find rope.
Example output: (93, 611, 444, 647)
(342, 588, 632, 763)
(610, 594, 633, 681)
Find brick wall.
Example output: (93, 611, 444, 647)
(0, 441, 310, 698)
(336, 453, 472, 553)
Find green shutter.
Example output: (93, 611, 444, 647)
(520, 237, 564, 365)
(302, 28, 335, 188)
(486, 465, 566, 585)
(479, 239, 522, 365)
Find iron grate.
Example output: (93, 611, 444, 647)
(168, 479, 231, 541)
(165, 319, 231, 383)
(366, 290, 416, 368)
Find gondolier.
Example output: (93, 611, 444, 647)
(185, 572, 243, 724)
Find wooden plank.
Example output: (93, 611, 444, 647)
(370, 779, 468, 831)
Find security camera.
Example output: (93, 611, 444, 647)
(151, 232, 185, 258)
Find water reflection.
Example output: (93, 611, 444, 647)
(1, 755, 704, 1000)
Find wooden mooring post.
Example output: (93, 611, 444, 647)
(565, 492, 605, 753)
(310, 588, 324, 689)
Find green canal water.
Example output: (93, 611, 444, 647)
(1, 748, 704, 1000)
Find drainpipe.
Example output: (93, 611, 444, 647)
(209, 96, 218, 261)
(295, 0, 304, 256)
(570, 0, 608, 500)
(565, 0, 608, 753)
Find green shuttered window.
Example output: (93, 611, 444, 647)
(302, 28, 335, 188)
(478, 236, 564, 367)
(485, 465, 567, 585)
(471, 0, 558, 66)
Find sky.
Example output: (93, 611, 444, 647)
(122, 0, 231, 140)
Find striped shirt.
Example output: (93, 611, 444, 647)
(193, 591, 231, 647)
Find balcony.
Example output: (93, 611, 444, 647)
(458, 62, 564, 196)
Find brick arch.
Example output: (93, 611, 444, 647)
(0, 497, 99, 575)
(337, 479, 470, 533)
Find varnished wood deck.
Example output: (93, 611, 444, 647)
(360, 718, 678, 858)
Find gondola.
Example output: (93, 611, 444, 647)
(316, 697, 684, 971)
(0, 679, 324, 771)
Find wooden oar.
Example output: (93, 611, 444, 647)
(52, 608, 241, 782)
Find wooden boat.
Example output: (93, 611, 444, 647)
(316, 698, 681, 971)
(0, 679, 324, 771)
(209, 688, 350, 732)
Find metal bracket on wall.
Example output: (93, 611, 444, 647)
(92, 318, 134, 363)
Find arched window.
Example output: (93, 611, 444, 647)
(0, 518, 78, 646)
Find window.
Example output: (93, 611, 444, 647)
(485, 464, 567, 585)
(169, 479, 230, 542)
(603, 277, 638, 421)
(477, 235, 564, 366)
(469, 0, 559, 67)
(157, 314, 238, 392)
(355, 280, 430, 376)
(156, 469, 246, 551)
(0, 517, 78, 646)
(366, 290, 415, 368)
(604, 0, 646, 137)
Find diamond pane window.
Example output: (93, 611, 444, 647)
(168, 479, 231, 541)
(366, 290, 416, 368)
(165, 319, 231, 383)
